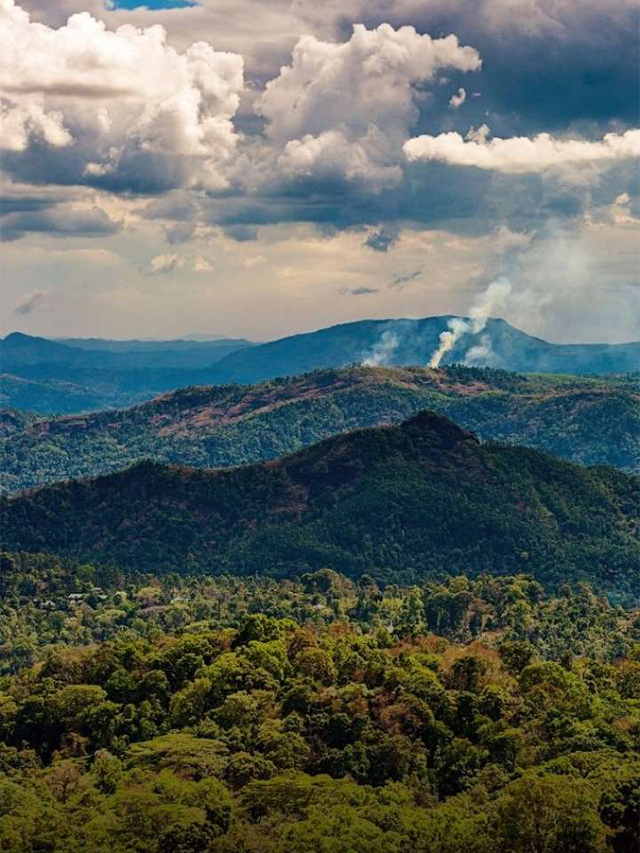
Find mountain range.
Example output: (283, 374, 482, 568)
(2, 411, 638, 600)
(0, 332, 256, 413)
(2, 332, 255, 368)
(2, 318, 638, 414)
(1, 365, 638, 495)
(196, 316, 640, 384)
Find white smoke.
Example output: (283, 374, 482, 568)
(362, 330, 399, 366)
(429, 277, 512, 367)
(464, 334, 495, 365)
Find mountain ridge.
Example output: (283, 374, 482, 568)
(2, 365, 637, 494)
(2, 318, 638, 414)
(2, 410, 638, 599)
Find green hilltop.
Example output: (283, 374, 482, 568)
(2, 410, 638, 600)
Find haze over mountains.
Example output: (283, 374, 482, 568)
(2, 318, 638, 415)
(2, 366, 638, 495)
(0, 332, 257, 412)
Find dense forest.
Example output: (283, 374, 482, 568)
(2, 411, 639, 602)
(0, 552, 639, 852)
(2, 366, 639, 495)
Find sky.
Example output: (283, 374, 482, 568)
(1, 0, 639, 343)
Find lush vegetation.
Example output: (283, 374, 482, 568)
(2, 411, 639, 601)
(2, 365, 638, 494)
(0, 373, 138, 417)
(1, 553, 639, 852)
(2, 349, 638, 851)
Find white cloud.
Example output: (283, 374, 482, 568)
(257, 23, 481, 187)
(278, 128, 403, 189)
(449, 86, 466, 109)
(0, 0, 244, 190)
(404, 127, 640, 174)
(148, 253, 185, 274)
(494, 225, 532, 253)
(0, 98, 71, 151)
(193, 256, 213, 272)
(242, 255, 267, 268)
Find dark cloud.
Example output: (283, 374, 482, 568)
(333, 1, 639, 134)
(0, 191, 70, 214)
(143, 192, 199, 222)
(389, 268, 423, 291)
(222, 224, 260, 242)
(1, 204, 120, 242)
(364, 225, 400, 252)
(1, 135, 189, 196)
(6, 1, 636, 245)
(164, 222, 197, 244)
(339, 286, 379, 296)
(13, 288, 58, 315)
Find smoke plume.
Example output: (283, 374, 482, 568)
(362, 330, 399, 366)
(429, 278, 512, 367)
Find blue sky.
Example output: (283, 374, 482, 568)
(1, 0, 638, 342)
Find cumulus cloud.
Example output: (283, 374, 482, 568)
(293, 0, 639, 130)
(449, 87, 466, 109)
(257, 23, 481, 188)
(0, 0, 244, 191)
(148, 253, 185, 273)
(404, 128, 640, 174)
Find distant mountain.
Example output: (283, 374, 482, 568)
(53, 335, 256, 357)
(2, 320, 637, 415)
(2, 332, 255, 369)
(0, 374, 134, 416)
(207, 317, 640, 384)
(2, 411, 638, 598)
(0, 332, 256, 414)
(2, 366, 638, 495)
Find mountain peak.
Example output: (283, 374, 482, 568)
(3, 332, 41, 344)
(2, 407, 638, 597)
(401, 409, 479, 445)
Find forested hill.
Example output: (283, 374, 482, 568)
(2, 366, 638, 495)
(2, 411, 638, 599)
